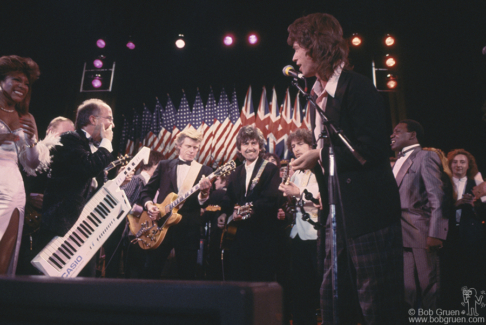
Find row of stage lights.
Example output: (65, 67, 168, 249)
(82, 33, 398, 92)
(83, 33, 260, 91)
(94, 32, 260, 52)
(350, 33, 399, 91)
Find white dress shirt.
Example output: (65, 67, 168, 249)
(244, 159, 258, 196)
(453, 176, 468, 223)
(392, 144, 420, 178)
(177, 158, 209, 205)
(289, 170, 319, 240)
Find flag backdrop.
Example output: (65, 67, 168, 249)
(121, 86, 311, 166)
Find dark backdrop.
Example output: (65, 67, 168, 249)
(1, 0, 486, 170)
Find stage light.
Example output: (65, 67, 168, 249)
(384, 34, 395, 47)
(248, 33, 258, 45)
(350, 33, 362, 47)
(175, 34, 185, 49)
(175, 39, 185, 48)
(92, 78, 102, 88)
(126, 41, 135, 50)
(386, 74, 397, 89)
(385, 54, 396, 68)
(224, 35, 234, 46)
(96, 39, 106, 49)
(93, 59, 103, 68)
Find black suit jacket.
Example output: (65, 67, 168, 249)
(139, 159, 213, 229)
(222, 157, 281, 257)
(41, 129, 114, 236)
(311, 69, 401, 238)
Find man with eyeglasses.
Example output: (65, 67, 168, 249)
(37, 99, 115, 277)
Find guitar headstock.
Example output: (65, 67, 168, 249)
(214, 160, 236, 178)
(105, 154, 132, 172)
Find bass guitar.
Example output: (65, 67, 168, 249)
(128, 161, 236, 250)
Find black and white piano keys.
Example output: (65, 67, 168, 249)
(32, 187, 131, 277)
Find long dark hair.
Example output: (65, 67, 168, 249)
(287, 13, 351, 81)
(0, 55, 40, 115)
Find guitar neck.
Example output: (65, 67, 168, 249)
(167, 171, 216, 210)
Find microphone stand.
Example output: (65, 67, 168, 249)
(290, 77, 366, 325)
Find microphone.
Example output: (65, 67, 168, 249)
(303, 189, 320, 205)
(282, 65, 304, 79)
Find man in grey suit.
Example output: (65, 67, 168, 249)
(390, 119, 449, 310)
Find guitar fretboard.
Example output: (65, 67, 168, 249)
(165, 171, 216, 213)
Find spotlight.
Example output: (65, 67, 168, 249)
(248, 33, 258, 45)
(223, 35, 234, 46)
(386, 74, 397, 89)
(175, 34, 185, 49)
(350, 33, 362, 47)
(96, 39, 106, 49)
(93, 59, 103, 68)
(92, 78, 102, 88)
(384, 34, 395, 47)
(384, 54, 396, 68)
(126, 41, 135, 50)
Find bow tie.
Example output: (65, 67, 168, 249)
(397, 148, 415, 159)
(88, 137, 100, 148)
(178, 159, 191, 166)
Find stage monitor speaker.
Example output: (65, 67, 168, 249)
(0, 276, 282, 325)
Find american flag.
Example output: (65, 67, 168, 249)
(140, 103, 152, 148)
(148, 97, 164, 150)
(223, 88, 241, 164)
(240, 86, 255, 126)
(198, 88, 217, 165)
(255, 86, 270, 138)
(159, 95, 177, 156)
(267, 87, 280, 153)
(119, 87, 309, 161)
(167, 92, 192, 159)
(125, 109, 141, 155)
(211, 88, 231, 168)
(191, 90, 204, 130)
(119, 115, 130, 153)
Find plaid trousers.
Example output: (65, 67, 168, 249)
(320, 220, 403, 325)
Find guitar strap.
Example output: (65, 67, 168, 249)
(301, 169, 312, 187)
(247, 160, 268, 195)
(177, 160, 203, 209)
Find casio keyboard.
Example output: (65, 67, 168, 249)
(31, 147, 150, 278)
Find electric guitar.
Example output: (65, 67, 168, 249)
(128, 161, 236, 250)
(219, 202, 253, 250)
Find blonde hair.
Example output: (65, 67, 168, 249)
(47, 116, 74, 132)
(175, 128, 203, 148)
